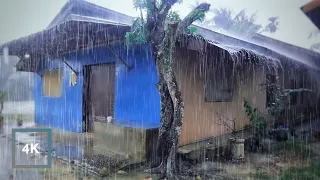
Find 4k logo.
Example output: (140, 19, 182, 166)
(22, 143, 40, 154)
(12, 128, 52, 168)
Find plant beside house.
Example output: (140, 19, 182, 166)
(215, 113, 245, 161)
(17, 114, 23, 126)
(260, 76, 312, 141)
(0, 91, 6, 129)
(243, 100, 268, 152)
(243, 77, 312, 152)
(261, 77, 311, 122)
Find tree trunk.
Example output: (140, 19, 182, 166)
(0, 101, 3, 132)
(0, 101, 3, 114)
(153, 76, 173, 172)
(153, 22, 184, 179)
(164, 74, 184, 179)
(153, 56, 184, 179)
(143, 2, 210, 178)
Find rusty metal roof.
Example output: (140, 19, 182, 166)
(301, 0, 320, 30)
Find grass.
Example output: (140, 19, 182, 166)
(250, 164, 320, 180)
(2, 114, 34, 121)
(279, 163, 320, 180)
(250, 140, 317, 180)
(273, 140, 312, 157)
(250, 172, 273, 180)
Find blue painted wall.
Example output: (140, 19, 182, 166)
(34, 43, 160, 132)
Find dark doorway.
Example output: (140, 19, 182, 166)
(82, 63, 116, 132)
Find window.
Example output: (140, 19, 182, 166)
(266, 74, 276, 107)
(42, 69, 63, 97)
(205, 60, 234, 102)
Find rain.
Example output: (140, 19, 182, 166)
(0, 0, 320, 180)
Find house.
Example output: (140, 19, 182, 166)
(301, 0, 320, 29)
(1, 0, 320, 160)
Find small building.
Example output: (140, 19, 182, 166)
(301, 0, 320, 30)
(1, 0, 320, 160)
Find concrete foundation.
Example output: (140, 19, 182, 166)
(178, 127, 252, 162)
(93, 121, 158, 163)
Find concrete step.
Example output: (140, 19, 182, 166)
(178, 127, 252, 161)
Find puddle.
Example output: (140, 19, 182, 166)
(54, 145, 84, 159)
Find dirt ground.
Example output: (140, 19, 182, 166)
(183, 140, 320, 180)
(39, 141, 320, 180)
(192, 152, 313, 179)
(40, 158, 148, 180)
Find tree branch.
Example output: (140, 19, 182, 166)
(214, 113, 236, 133)
(146, 0, 159, 33)
(159, 0, 179, 16)
(147, 0, 158, 12)
(177, 3, 211, 35)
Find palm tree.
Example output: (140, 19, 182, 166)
(230, 9, 263, 37)
(195, 7, 280, 38)
(308, 29, 320, 39)
(262, 16, 279, 33)
(311, 42, 320, 53)
(308, 29, 320, 53)
(211, 8, 234, 31)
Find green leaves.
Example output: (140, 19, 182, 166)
(0, 91, 6, 115)
(261, 77, 312, 119)
(244, 99, 267, 147)
(167, 11, 181, 22)
(196, 10, 206, 22)
(133, 0, 147, 10)
(125, 17, 148, 46)
(189, 9, 207, 23)
(187, 26, 197, 35)
(165, 11, 181, 31)
(0, 91, 6, 103)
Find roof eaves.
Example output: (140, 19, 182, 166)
(301, 0, 320, 13)
(47, 1, 75, 29)
(0, 19, 131, 57)
(47, 0, 134, 29)
(68, 14, 132, 26)
(78, 0, 134, 20)
(194, 25, 320, 69)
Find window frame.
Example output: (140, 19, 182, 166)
(204, 57, 235, 103)
(42, 68, 63, 98)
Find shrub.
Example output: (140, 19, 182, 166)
(244, 100, 267, 151)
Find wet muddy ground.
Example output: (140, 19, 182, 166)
(2, 101, 34, 115)
(1, 114, 320, 179)
(0, 117, 149, 180)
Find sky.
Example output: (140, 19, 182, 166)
(0, 0, 319, 51)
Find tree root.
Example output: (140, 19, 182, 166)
(144, 163, 165, 174)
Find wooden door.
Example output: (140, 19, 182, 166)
(83, 63, 115, 132)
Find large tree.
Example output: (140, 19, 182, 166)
(126, 0, 210, 179)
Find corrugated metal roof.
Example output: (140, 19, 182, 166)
(1, 0, 319, 72)
(195, 25, 320, 69)
(47, 0, 134, 29)
(68, 14, 131, 26)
